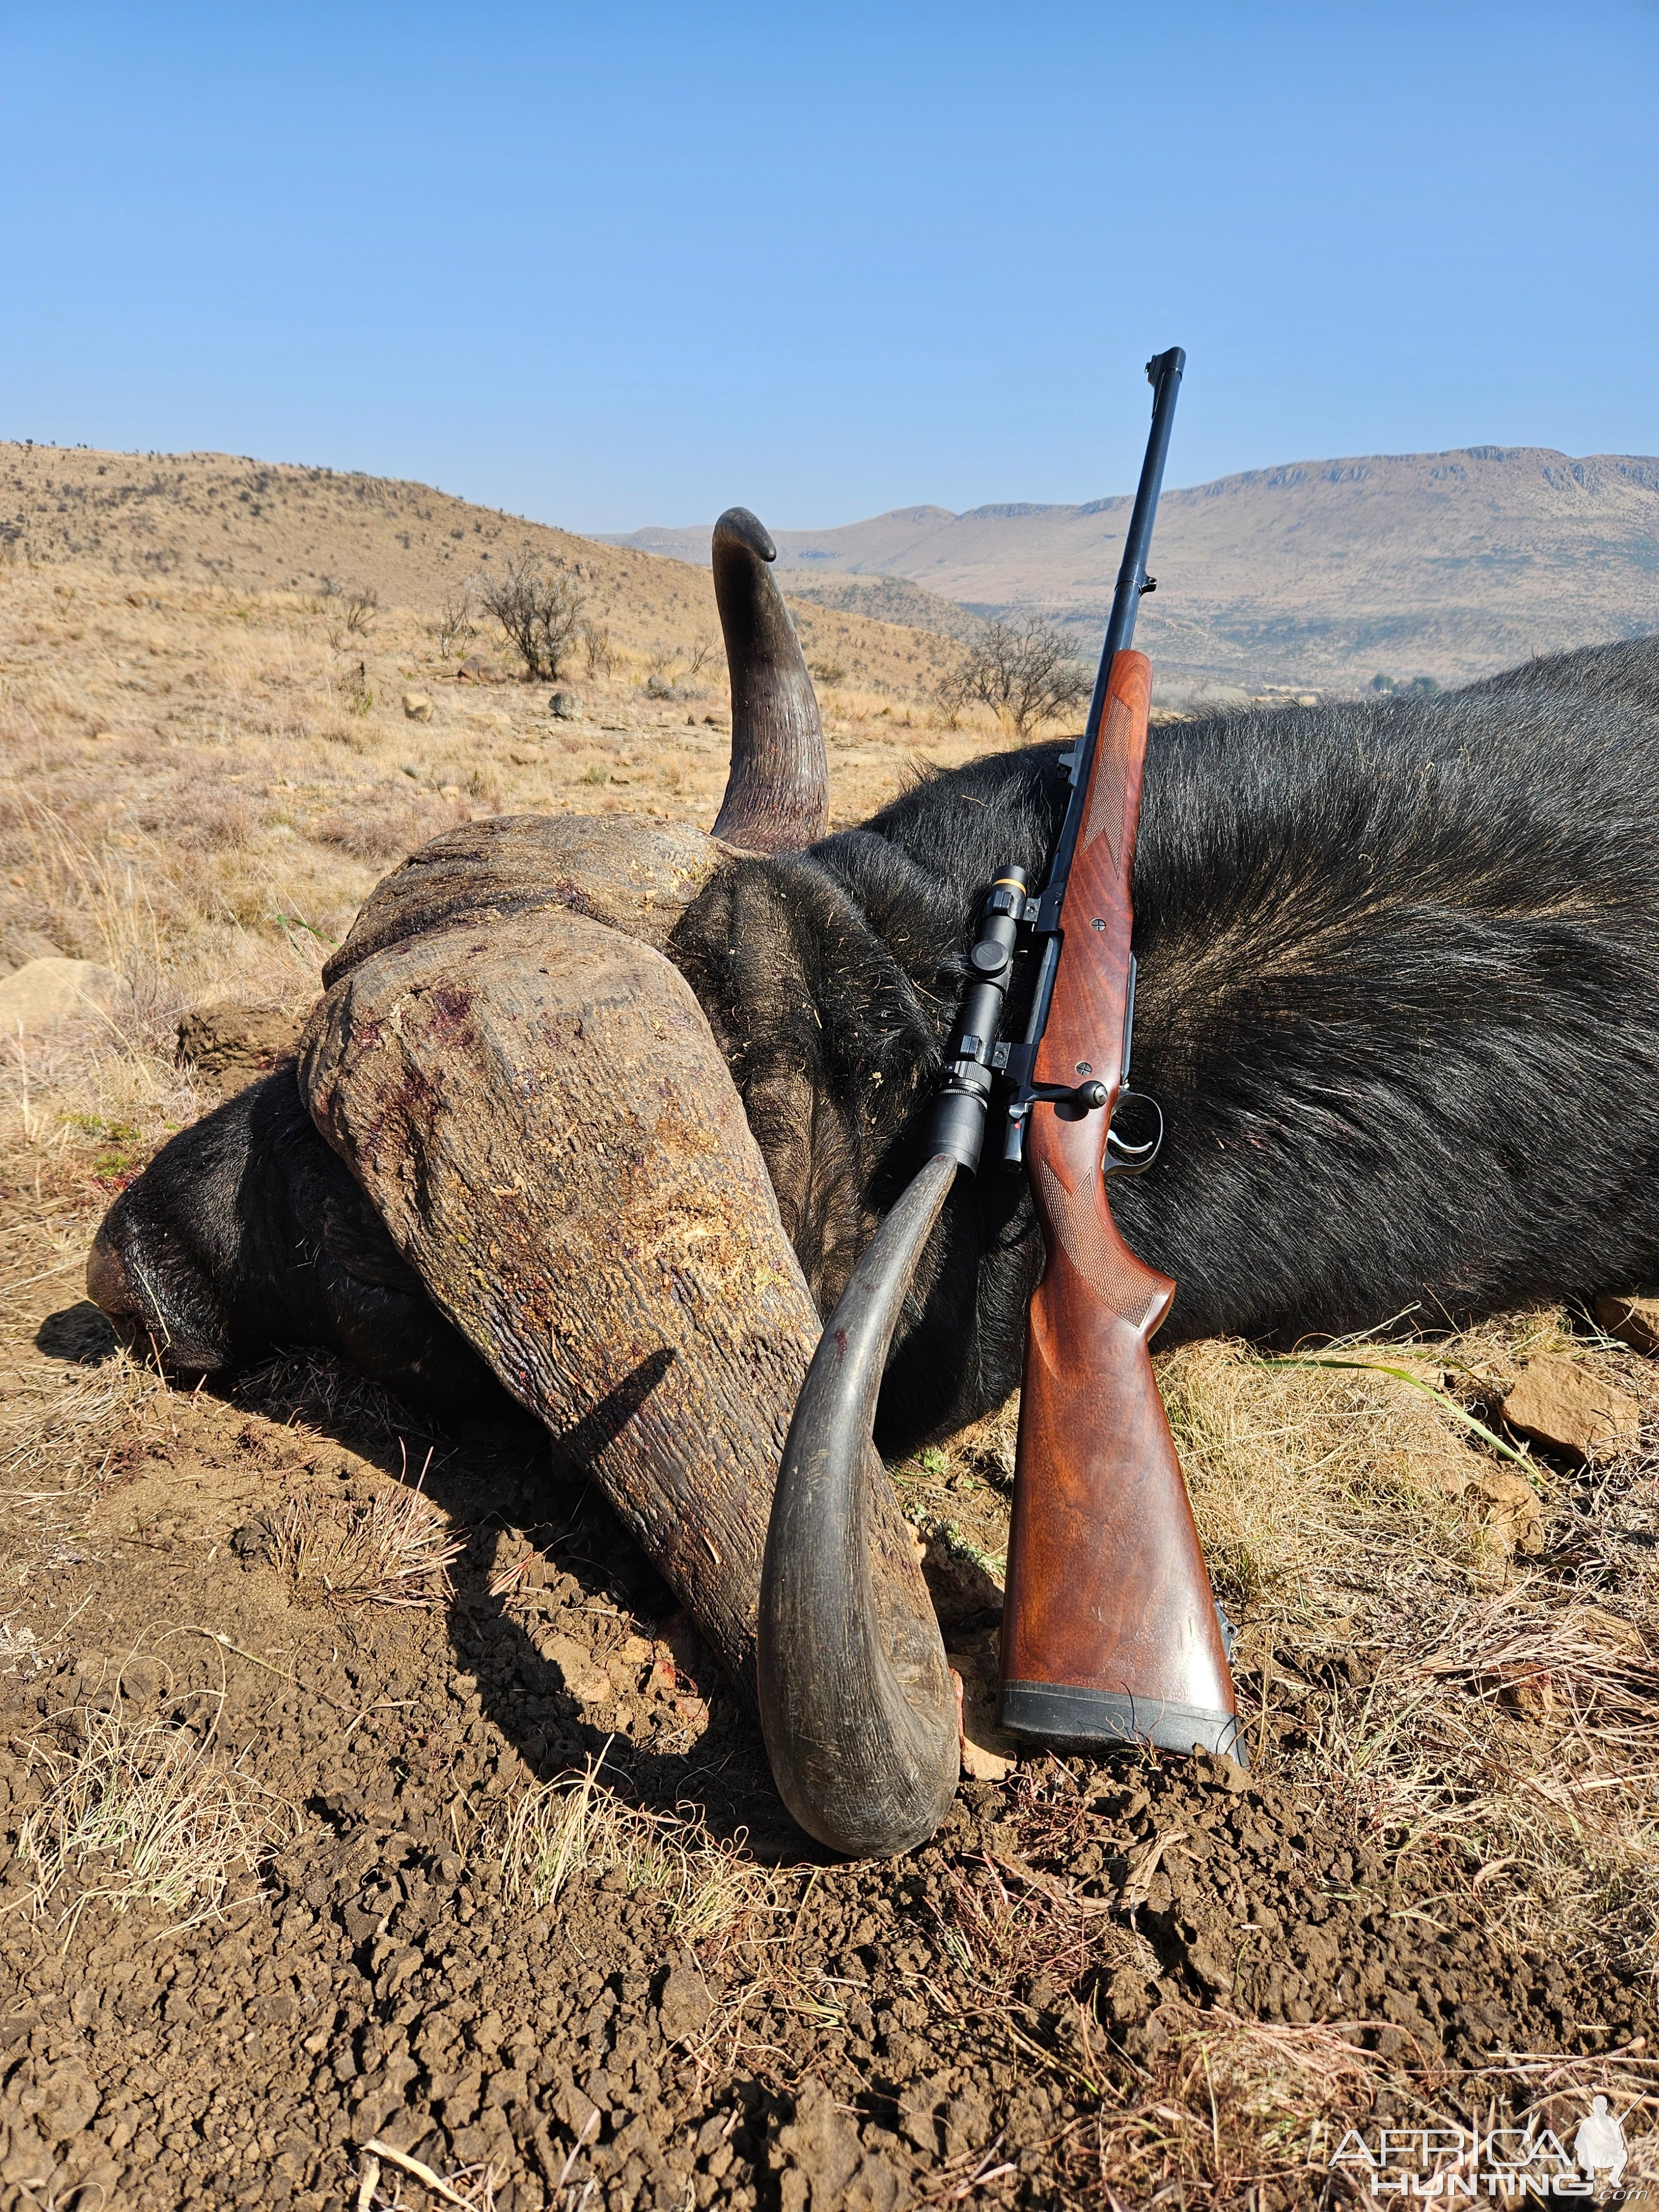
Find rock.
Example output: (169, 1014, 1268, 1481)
(658, 1965, 713, 2044)
(947, 1631, 1018, 1782)
(552, 2081, 602, 2140)
(0, 957, 119, 1033)
(896, 2078, 948, 2154)
(548, 689, 582, 719)
(1595, 1292, 1659, 1356)
(1469, 1466, 1547, 1554)
(177, 1001, 307, 1093)
(32, 2061, 100, 2140)
(776, 2077, 863, 2204)
(456, 654, 506, 685)
(402, 692, 434, 723)
(1503, 1355, 1641, 1460)
(534, 1634, 610, 1709)
(942, 2086, 992, 2161)
(1576, 1604, 1648, 1657)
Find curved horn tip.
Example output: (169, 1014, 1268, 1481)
(766, 1742, 959, 1861)
(757, 1155, 963, 1859)
(713, 507, 778, 564)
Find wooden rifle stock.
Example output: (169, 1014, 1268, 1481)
(999, 650, 1243, 1759)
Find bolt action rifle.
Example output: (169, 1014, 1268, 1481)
(768, 352, 1240, 1804)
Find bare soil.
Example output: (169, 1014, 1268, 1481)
(4, 1124, 1659, 2210)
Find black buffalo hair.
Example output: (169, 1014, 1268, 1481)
(672, 635, 1659, 1453)
(93, 1062, 494, 1403)
(97, 637, 1659, 1460)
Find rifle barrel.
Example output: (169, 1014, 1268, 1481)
(1085, 347, 1186, 736)
(1001, 348, 1184, 1166)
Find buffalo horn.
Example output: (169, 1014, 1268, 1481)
(710, 508, 830, 854)
(758, 1152, 961, 1856)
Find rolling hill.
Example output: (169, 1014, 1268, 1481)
(609, 446, 1659, 691)
(0, 443, 962, 705)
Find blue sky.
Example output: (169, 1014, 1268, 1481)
(2, 3, 1655, 531)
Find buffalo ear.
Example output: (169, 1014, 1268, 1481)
(710, 508, 830, 855)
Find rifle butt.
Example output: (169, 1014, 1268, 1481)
(998, 1217, 1244, 1762)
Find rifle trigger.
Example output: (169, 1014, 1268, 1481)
(1104, 1089, 1164, 1179)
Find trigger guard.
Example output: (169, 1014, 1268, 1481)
(1103, 1088, 1164, 1179)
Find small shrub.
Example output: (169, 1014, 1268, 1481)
(477, 550, 586, 681)
(336, 658, 373, 716)
(937, 614, 1090, 739)
(434, 589, 475, 658)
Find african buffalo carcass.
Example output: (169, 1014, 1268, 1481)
(89, 508, 1659, 1855)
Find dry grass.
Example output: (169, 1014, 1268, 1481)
(906, 1312, 1659, 1994)
(358, 2137, 500, 2211)
(494, 1746, 781, 1947)
(1165, 1325, 1659, 1970)
(0, 1344, 172, 1525)
(269, 1463, 464, 1610)
(0, 555, 1004, 1270)
(1163, 1334, 1494, 1611)
(15, 1699, 270, 1933)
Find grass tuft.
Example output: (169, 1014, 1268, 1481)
(270, 1467, 463, 1609)
(17, 1702, 269, 1933)
(495, 1745, 780, 1945)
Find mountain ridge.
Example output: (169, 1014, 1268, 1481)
(604, 444, 1659, 687)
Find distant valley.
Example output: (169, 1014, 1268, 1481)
(608, 446, 1659, 693)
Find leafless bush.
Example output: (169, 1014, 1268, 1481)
(476, 550, 587, 681)
(583, 622, 618, 679)
(434, 589, 476, 659)
(341, 584, 378, 636)
(937, 613, 1091, 739)
(321, 578, 378, 647)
